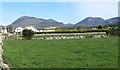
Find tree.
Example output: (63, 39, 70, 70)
(98, 25, 103, 29)
(76, 27, 80, 30)
(22, 29, 34, 40)
(55, 28, 61, 32)
(7, 26, 13, 33)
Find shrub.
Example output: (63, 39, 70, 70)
(55, 28, 62, 32)
(107, 29, 120, 36)
(22, 29, 34, 40)
(98, 25, 103, 29)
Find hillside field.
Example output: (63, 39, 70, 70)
(3, 37, 118, 68)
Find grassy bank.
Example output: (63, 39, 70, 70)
(3, 37, 118, 68)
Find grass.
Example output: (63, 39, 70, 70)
(3, 36, 118, 68)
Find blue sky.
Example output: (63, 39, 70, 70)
(1, 2, 118, 26)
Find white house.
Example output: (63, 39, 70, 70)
(44, 27, 57, 32)
(1, 27, 8, 34)
(14, 26, 23, 33)
(25, 26, 39, 32)
(14, 26, 56, 33)
(38, 29, 47, 32)
(14, 26, 39, 33)
(37, 27, 56, 32)
(0, 26, 5, 33)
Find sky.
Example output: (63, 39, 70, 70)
(1, 0, 119, 2)
(0, 1, 119, 26)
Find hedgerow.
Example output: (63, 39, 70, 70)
(34, 29, 109, 34)
(107, 29, 120, 36)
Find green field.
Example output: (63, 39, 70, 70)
(3, 37, 118, 68)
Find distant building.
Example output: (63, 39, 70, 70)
(37, 28, 47, 32)
(108, 26, 111, 29)
(44, 27, 57, 32)
(25, 26, 39, 32)
(14, 26, 23, 33)
(0, 25, 5, 33)
(14, 26, 57, 33)
(0, 26, 8, 34)
(37, 27, 57, 32)
(45, 27, 56, 30)
(14, 26, 40, 33)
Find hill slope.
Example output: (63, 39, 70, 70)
(75, 17, 105, 27)
(75, 17, 120, 27)
(9, 16, 65, 29)
(105, 17, 120, 24)
(9, 16, 120, 29)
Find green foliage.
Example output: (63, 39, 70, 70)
(108, 23, 120, 29)
(106, 23, 120, 36)
(7, 26, 13, 33)
(34, 29, 109, 34)
(55, 28, 61, 32)
(76, 27, 80, 30)
(3, 37, 118, 68)
(22, 29, 34, 40)
(107, 29, 120, 36)
(98, 25, 103, 29)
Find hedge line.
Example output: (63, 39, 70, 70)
(107, 29, 120, 36)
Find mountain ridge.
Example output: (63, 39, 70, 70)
(9, 16, 65, 29)
(8, 16, 120, 29)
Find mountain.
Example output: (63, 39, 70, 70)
(65, 23, 74, 26)
(75, 17, 120, 27)
(105, 17, 120, 24)
(9, 16, 120, 30)
(59, 23, 75, 30)
(9, 16, 65, 29)
(75, 17, 105, 27)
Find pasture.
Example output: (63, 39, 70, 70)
(3, 36, 118, 68)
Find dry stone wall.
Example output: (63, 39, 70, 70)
(0, 34, 10, 70)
